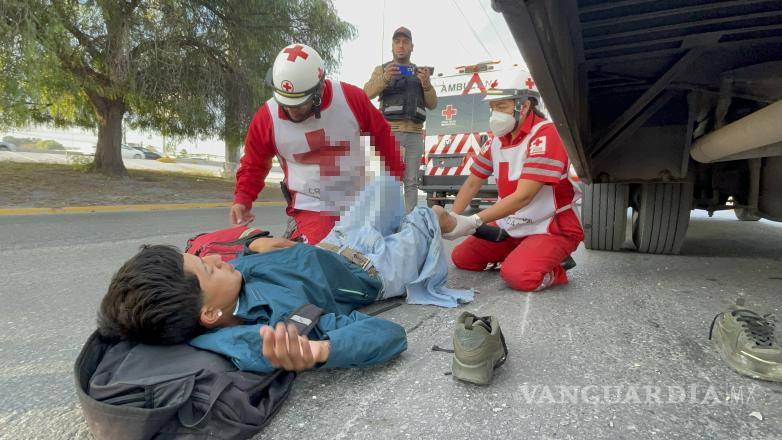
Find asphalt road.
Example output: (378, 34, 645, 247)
(1, 207, 781, 439)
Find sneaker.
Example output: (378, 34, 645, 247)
(709, 305, 782, 382)
(452, 312, 508, 385)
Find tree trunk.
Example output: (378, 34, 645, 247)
(224, 138, 241, 178)
(93, 100, 127, 176)
(223, 70, 251, 179)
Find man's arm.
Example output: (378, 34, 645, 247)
(318, 311, 407, 369)
(190, 324, 277, 374)
(452, 174, 485, 214)
(452, 144, 493, 214)
(363, 65, 389, 100)
(417, 68, 437, 110)
(234, 105, 276, 210)
(343, 82, 406, 179)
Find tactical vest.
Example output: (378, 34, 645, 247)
(379, 62, 427, 124)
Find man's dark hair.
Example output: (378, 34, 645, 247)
(98, 245, 204, 345)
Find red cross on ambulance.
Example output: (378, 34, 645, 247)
(442, 105, 458, 121)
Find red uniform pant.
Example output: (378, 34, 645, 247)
(287, 209, 339, 244)
(451, 232, 579, 292)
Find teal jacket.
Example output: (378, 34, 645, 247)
(189, 244, 407, 373)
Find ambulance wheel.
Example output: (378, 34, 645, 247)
(427, 192, 445, 208)
(582, 183, 629, 251)
(631, 182, 692, 254)
(734, 208, 760, 221)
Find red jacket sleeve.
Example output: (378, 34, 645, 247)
(470, 140, 494, 179)
(341, 82, 405, 180)
(234, 104, 276, 209)
(519, 125, 568, 184)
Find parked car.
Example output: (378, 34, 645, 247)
(0, 141, 17, 151)
(135, 146, 162, 160)
(121, 144, 144, 160)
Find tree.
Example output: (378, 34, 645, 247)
(0, 1, 354, 176)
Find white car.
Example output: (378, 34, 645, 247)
(121, 144, 144, 160)
(0, 141, 17, 151)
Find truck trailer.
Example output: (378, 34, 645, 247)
(492, 0, 782, 254)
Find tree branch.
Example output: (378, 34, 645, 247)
(52, 2, 101, 60)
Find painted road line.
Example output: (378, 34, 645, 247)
(0, 201, 286, 216)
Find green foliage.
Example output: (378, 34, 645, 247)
(33, 139, 64, 150)
(0, 1, 355, 174)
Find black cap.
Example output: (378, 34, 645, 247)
(392, 26, 412, 41)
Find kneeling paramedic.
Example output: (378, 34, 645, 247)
(441, 86, 583, 292)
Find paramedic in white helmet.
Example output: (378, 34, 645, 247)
(230, 44, 405, 244)
(437, 84, 584, 292)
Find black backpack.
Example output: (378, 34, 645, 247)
(74, 304, 323, 440)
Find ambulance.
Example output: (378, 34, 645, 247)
(419, 60, 542, 208)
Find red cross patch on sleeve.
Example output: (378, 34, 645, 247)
(529, 136, 547, 156)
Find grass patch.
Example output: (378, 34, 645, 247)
(0, 161, 284, 208)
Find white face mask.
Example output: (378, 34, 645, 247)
(489, 111, 517, 137)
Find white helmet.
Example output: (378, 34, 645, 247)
(268, 43, 325, 108)
(483, 71, 540, 104)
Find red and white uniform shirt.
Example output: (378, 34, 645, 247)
(470, 114, 584, 241)
(269, 82, 363, 213)
(234, 79, 405, 215)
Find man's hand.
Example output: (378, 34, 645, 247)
(260, 323, 330, 371)
(249, 237, 296, 254)
(230, 203, 255, 226)
(442, 213, 481, 240)
(382, 63, 400, 82)
(416, 67, 432, 88)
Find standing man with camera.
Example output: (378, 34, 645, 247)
(364, 26, 437, 212)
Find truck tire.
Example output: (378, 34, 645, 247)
(582, 183, 629, 251)
(734, 208, 760, 221)
(632, 183, 692, 254)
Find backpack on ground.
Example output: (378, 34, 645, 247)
(185, 225, 270, 262)
(75, 304, 324, 440)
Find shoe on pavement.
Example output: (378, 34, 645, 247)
(709, 305, 782, 382)
(452, 312, 508, 385)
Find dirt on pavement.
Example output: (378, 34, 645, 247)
(0, 161, 284, 208)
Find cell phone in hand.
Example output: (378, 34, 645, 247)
(399, 65, 416, 76)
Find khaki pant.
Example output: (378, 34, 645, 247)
(393, 130, 424, 212)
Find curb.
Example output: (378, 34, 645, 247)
(0, 201, 286, 216)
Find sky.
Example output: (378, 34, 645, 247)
(3, 0, 524, 158)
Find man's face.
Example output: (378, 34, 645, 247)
(183, 253, 243, 321)
(392, 36, 413, 62)
(282, 100, 315, 122)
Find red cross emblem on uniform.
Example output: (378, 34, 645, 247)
(532, 138, 543, 147)
(525, 77, 535, 89)
(442, 105, 458, 121)
(294, 129, 350, 177)
(283, 45, 309, 62)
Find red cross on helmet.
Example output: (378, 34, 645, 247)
(268, 43, 326, 107)
(483, 71, 540, 105)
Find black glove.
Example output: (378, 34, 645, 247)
(473, 224, 510, 242)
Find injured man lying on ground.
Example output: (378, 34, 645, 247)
(96, 176, 473, 374)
